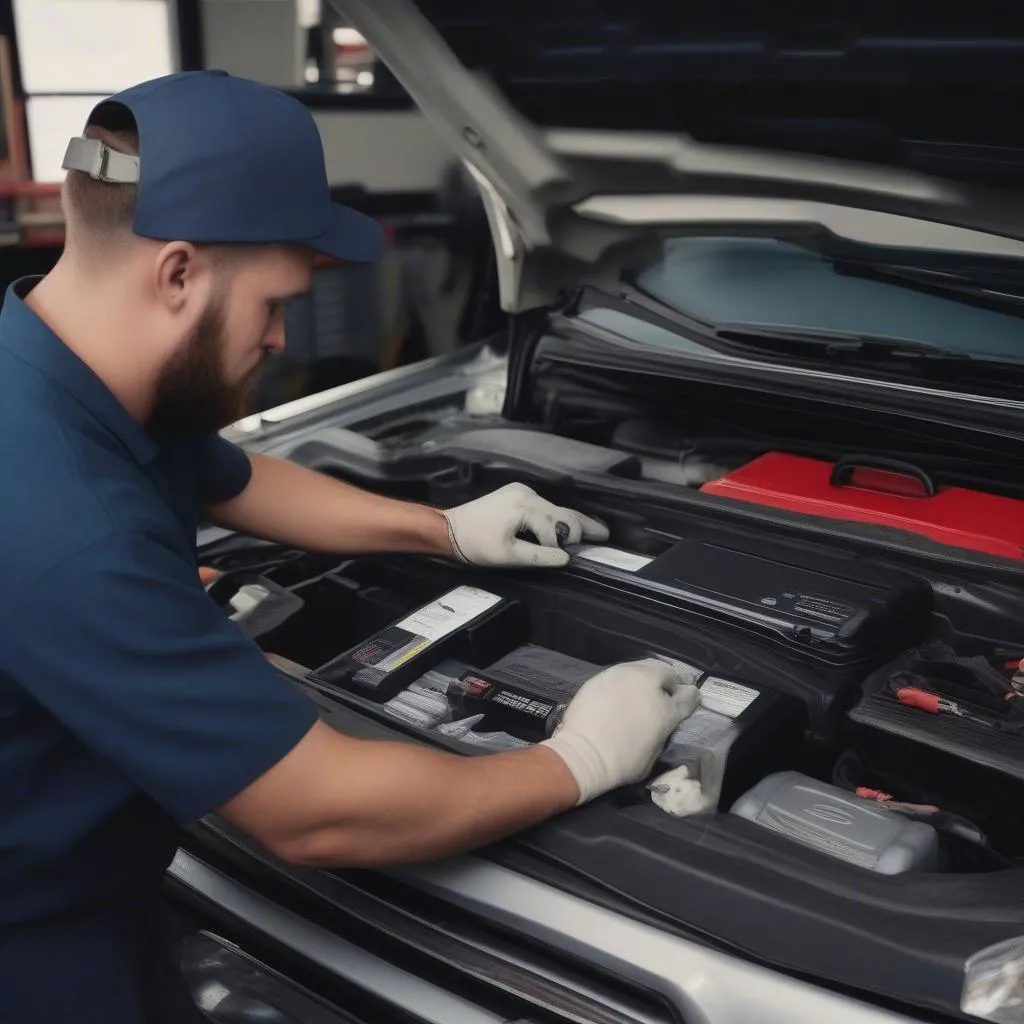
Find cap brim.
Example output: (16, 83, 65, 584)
(308, 202, 385, 262)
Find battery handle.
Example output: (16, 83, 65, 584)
(831, 455, 936, 498)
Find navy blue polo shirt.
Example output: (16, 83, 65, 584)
(0, 278, 318, 1021)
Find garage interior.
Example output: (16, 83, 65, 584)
(0, 0, 491, 412)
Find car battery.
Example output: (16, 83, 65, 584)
(702, 452, 1024, 561)
(661, 671, 804, 808)
(449, 669, 569, 742)
(311, 586, 524, 703)
(448, 645, 601, 743)
(731, 771, 939, 874)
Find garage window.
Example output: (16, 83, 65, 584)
(12, 0, 176, 181)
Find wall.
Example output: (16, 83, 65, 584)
(312, 109, 453, 195)
(200, 0, 454, 195)
(200, 0, 303, 88)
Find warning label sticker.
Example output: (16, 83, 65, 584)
(351, 587, 501, 683)
(572, 545, 654, 573)
(699, 677, 759, 718)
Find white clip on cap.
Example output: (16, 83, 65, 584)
(61, 137, 140, 184)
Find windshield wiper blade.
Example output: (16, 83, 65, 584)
(617, 282, 1023, 373)
(712, 324, 975, 362)
(832, 260, 1024, 313)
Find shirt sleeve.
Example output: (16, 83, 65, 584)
(196, 435, 253, 505)
(2, 532, 319, 822)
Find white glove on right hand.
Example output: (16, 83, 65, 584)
(541, 659, 701, 805)
(442, 482, 608, 569)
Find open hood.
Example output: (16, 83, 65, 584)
(330, 0, 1024, 312)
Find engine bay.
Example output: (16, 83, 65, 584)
(202, 516, 1024, 876)
(206, 347, 1024, 1008)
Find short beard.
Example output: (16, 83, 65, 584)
(148, 294, 267, 438)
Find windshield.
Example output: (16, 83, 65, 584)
(633, 237, 1024, 365)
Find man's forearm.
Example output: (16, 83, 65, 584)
(207, 453, 452, 557)
(221, 722, 580, 868)
(287, 743, 579, 868)
(220, 662, 688, 868)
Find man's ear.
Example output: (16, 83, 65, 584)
(153, 241, 201, 313)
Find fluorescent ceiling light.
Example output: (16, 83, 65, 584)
(332, 27, 367, 46)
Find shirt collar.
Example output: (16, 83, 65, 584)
(0, 277, 160, 466)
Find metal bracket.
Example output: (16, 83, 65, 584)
(61, 136, 140, 183)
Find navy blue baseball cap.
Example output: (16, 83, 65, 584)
(61, 70, 384, 262)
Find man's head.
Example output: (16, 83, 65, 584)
(54, 71, 383, 435)
(61, 115, 313, 435)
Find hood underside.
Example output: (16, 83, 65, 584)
(332, 0, 1024, 311)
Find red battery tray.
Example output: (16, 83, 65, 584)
(701, 453, 1024, 560)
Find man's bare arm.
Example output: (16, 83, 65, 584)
(204, 454, 608, 569)
(218, 660, 695, 868)
(205, 453, 452, 557)
(218, 720, 580, 867)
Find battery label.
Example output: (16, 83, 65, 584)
(395, 587, 501, 641)
(571, 545, 654, 573)
(700, 677, 759, 718)
(350, 587, 501, 687)
(668, 705, 735, 749)
(648, 653, 705, 686)
(486, 645, 597, 700)
(353, 628, 432, 675)
(458, 671, 560, 719)
(760, 591, 856, 627)
(490, 688, 558, 720)
(454, 669, 567, 740)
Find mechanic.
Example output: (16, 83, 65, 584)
(0, 71, 692, 1024)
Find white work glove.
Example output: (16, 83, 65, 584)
(541, 659, 702, 804)
(442, 482, 608, 568)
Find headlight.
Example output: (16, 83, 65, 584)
(181, 932, 347, 1024)
(963, 937, 1024, 1023)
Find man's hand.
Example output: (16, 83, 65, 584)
(442, 482, 608, 568)
(542, 659, 701, 804)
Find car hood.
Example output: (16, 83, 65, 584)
(330, 0, 1024, 312)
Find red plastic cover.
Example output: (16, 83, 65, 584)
(701, 453, 1024, 560)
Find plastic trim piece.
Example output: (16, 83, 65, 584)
(388, 854, 921, 1024)
(168, 852, 505, 1024)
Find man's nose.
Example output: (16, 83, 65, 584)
(264, 321, 287, 355)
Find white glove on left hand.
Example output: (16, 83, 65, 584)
(442, 483, 608, 568)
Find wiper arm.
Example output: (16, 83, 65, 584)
(617, 281, 1022, 373)
(712, 324, 975, 362)
(832, 260, 1024, 314)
